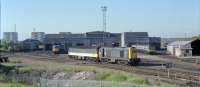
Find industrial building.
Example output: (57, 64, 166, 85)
(3, 32, 18, 43)
(19, 39, 41, 51)
(31, 32, 45, 42)
(167, 39, 200, 57)
(121, 32, 161, 51)
(42, 31, 161, 51)
(43, 31, 120, 50)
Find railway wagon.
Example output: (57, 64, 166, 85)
(68, 47, 140, 65)
(67, 48, 97, 61)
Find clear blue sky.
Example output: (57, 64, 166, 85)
(1, 0, 200, 40)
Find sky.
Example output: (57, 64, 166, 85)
(1, 0, 200, 40)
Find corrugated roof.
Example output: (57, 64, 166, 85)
(123, 32, 148, 37)
(168, 40, 192, 46)
(45, 34, 63, 38)
(86, 31, 110, 34)
(45, 33, 85, 38)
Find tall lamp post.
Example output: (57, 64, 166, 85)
(0, 0, 2, 57)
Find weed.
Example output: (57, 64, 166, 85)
(0, 82, 39, 87)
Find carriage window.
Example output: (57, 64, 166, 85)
(102, 49, 105, 57)
(120, 51, 124, 57)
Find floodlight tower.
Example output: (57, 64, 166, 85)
(0, 0, 2, 57)
(101, 6, 107, 32)
(14, 24, 16, 32)
(0, 0, 1, 42)
(101, 6, 107, 46)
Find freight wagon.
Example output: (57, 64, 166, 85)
(68, 47, 140, 65)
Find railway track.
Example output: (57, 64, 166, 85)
(91, 63, 200, 86)
(13, 53, 200, 87)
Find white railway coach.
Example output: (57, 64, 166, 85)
(68, 47, 140, 65)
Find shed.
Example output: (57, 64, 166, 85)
(167, 39, 200, 57)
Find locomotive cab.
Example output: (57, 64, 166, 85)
(99, 47, 140, 65)
(128, 47, 140, 65)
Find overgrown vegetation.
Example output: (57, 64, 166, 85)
(0, 83, 38, 87)
(0, 58, 177, 87)
(192, 35, 200, 40)
(0, 40, 12, 52)
(96, 72, 150, 84)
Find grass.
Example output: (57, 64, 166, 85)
(0, 82, 39, 87)
(1, 57, 177, 87)
(127, 77, 149, 84)
(0, 64, 16, 73)
(17, 67, 34, 73)
(63, 65, 97, 73)
(0, 75, 5, 81)
(96, 72, 150, 85)
(10, 59, 23, 64)
(154, 82, 177, 87)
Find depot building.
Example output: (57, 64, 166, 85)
(167, 39, 200, 57)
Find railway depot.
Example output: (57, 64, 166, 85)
(1, 0, 200, 87)
(42, 31, 161, 52)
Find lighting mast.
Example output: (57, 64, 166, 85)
(101, 6, 107, 46)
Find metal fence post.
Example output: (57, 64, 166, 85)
(39, 78, 41, 87)
(198, 72, 200, 85)
(100, 80, 102, 87)
(56, 79, 58, 87)
(175, 73, 177, 86)
(167, 69, 170, 78)
(46, 78, 48, 87)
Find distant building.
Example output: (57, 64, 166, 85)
(85, 31, 119, 46)
(19, 39, 41, 51)
(121, 32, 148, 48)
(121, 32, 160, 51)
(59, 32, 72, 35)
(3, 32, 18, 43)
(167, 39, 200, 57)
(85, 31, 110, 38)
(149, 37, 161, 51)
(31, 32, 45, 42)
(43, 31, 161, 51)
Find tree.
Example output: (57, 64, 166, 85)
(192, 35, 200, 40)
(0, 40, 11, 51)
